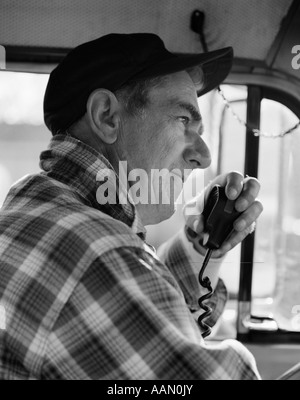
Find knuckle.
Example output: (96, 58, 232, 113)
(229, 171, 244, 182)
(242, 192, 256, 204)
(245, 214, 254, 226)
(239, 184, 262, 206)
(246, 177, 261, 191)
(232, 170, 244, 177)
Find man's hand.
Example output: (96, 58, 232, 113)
(184, 171, 263, 258)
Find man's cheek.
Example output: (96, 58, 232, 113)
(150, 169, 184, 205)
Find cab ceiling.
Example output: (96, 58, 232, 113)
(0, 0, 293, 61)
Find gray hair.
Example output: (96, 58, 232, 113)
(66, 75, 168, 135)
(114, 75, 168, 117)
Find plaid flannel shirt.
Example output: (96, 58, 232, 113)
(0, 135, 260, 380)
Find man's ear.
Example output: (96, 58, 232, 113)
(86, 89, 120, 144)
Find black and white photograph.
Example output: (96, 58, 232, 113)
(0, 0, 299, 382)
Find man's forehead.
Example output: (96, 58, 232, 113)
(144, 71, 202, 123)
(150, 70, 199, 100)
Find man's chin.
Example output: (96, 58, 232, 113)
(136, 202, 177, 226)
(149, 203, 177, 225)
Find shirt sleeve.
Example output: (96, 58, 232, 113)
(42, 245, 261, 380)
(157, 228, 227, 328)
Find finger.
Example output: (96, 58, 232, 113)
(185, 214, 205, 235)
(211, 200, 263, 258)
(233, 200, 263, 232)
(213, 225, 254, 258)
(235, 177, 261, 213)
(183, 188, 206, 216)
(184, 216, 208, 257)
(225, 171, 244, 200)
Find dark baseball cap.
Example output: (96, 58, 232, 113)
(44, 33, 233, 135)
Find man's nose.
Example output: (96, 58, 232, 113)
(183, 136, 211, 169)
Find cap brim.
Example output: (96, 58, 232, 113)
(135, 47, 234, 97)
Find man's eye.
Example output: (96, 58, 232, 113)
(178, 116, 190, 125)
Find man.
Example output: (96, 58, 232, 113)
(0, 33, 263, 379)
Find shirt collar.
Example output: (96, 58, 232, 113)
(39, 134, 146, 238)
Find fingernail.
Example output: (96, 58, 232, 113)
(236, 220, 246, 231)
(193, 218, 200, 232)
(202, 233, 209, 246)
(228, 188, 238, 199)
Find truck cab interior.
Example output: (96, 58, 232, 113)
(1, 0, 300, 380)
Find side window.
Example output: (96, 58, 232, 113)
(255, 98, 300, 332)
(209, 84, 300, 340)
(0, 71, 49, 206)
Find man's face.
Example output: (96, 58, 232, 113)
(118, 70, 212, 225)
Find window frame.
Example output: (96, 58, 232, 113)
(235, 84, 300, 344)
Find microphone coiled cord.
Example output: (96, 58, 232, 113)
(197, 249, 214, 338)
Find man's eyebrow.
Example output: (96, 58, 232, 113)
(172, 101, 202, 122)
